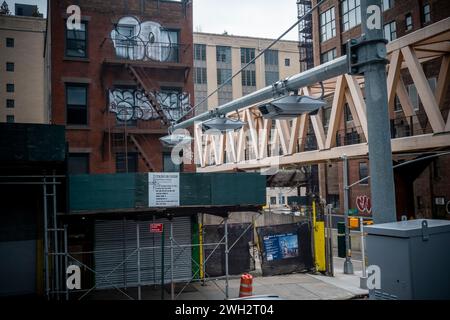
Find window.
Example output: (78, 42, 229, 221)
(359, 162, 369, 184)
(163, 153, 181, 172)
(6, 62, 14, 72)
(265, 71, 279, 86)
(279, 196, 286, 205)
(66, 21, 87, 58)
(163, 30, 179, 62)
(394, 96, 402, 112)
(422, 4, 431, 24)
(242, 70, 256, 87)
(384, 21, 397, 42)
(116, 152, 138, 173)
(320, 7, 336, 42)
(194, 44, 206, 61)
(321, 48, 337, 64)
(6, 38, 14, 47)
(241, 48, 255, 64)
(408, 84, 419, 111)
(285, 58, 290, 66)
(344, 103, 353, 122)
(6, 99, 14, 108)
(194, 67, 207, 84)
(6, 84, 14, 92)
(6, 115, 14, 123)
(405, 14, 413, 31)
(382, 0, 393, 11)
(66, 84, 88, 125)
(264, 50, 278, 66)
(270, 197, 277, 205)
(341, 0, 361, 31)
(217, 68, 232, 85)
(216, 46, 231, 63)
(68, 153, 89, 174)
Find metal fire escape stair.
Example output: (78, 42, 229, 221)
(129, 134, 156, 172)
(125, 64, 171, 127)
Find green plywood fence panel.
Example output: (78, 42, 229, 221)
(135, 173, 149, 208)
(69, 172, 266, 212)
(180, 173, 211, 206)
(210, 173, 266, 206)
(0, 124, 66, 162)
(69, 173, 135, 211)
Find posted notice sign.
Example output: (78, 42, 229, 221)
(148, 173, 180, 207)
(150, 223, 164, 233)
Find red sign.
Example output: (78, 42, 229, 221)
(150, 223, 164, 233)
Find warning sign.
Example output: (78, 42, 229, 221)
(150, 223, 164, 233)
(148, 173, 180, 207)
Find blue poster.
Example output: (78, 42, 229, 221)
(263, 233, 299, 262)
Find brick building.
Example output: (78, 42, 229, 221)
(306, 0, 450, 219)
(47, 0, 195, 175)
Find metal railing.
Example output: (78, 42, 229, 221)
(102, 37, 189, 64)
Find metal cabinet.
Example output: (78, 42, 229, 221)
(365, 219, 450, 300)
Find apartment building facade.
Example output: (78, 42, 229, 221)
(0, 14, 46, 124)
(308, 0, 450, 219)
(48, 0, 194, 175)
(193, 32, 301, 114)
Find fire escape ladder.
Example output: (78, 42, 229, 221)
(126, 64, 171, 127)
(129, 134, 156, 172)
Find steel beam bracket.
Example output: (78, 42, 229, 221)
(272, 78, 289, 97)
(347, 36, 389, 75)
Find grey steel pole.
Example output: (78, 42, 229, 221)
(64, 225, 69, 301)
(137, 223, 141, 300)
(52, 175, 59, 300)
(224, 216, 229, 299)
(327, 205, 334, 277)
(360, 0, 397, 223)
(42, 178, 49, 299)
(342, 155, 354, 274)
(170, 221, 175, 301)
(359, 217, 368, 289)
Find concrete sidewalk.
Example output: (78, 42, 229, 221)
(88, 257, 368, 300)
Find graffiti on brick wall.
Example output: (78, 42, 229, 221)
(110, 16, 178, 62)
(108, 89, 191, 122)
(356, 195, 372, 214)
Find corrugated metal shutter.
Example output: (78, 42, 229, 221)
(94, 217, 192, 289)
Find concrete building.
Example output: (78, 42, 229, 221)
(306, 0, 450, 219)
(0, 14, 46, 124)
(47, 0, 195, 175)
(193, 32, 301, 114)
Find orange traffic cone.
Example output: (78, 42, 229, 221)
(239, 273, 253, 298)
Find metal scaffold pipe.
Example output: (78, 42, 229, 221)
(171, 56, 348, 131)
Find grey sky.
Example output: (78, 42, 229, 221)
(3, 0, 299, 41)
(193, 0, 299, 41)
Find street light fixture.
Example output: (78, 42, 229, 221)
(159, 133, 193, 146)
(202, 115, 246, 133)
(258, 94, 326, 119)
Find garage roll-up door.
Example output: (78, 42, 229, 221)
(94, 217, 192, 289)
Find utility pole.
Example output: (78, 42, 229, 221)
(342, 155, 353, 274)
(349, 0, 397, 223)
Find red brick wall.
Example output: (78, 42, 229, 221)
(50, 0, 195, 174)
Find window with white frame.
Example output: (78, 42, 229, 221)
(384, 21, 397, 42)
(320, 7, 336, 42)
(382, 0, 394, 11)
(321, 48, 337, 64)
(422, 4, 431, 24)
(341, 0, 361, 32)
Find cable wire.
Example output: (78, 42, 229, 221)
(175, 0, 326, 124)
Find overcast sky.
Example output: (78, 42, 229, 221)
(193, 0, 299, 41)
(3, 0, 299, 41)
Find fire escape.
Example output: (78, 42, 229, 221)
(297, 0, 314, 71)
(101, 29, 191, 172)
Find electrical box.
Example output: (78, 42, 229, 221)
(365, 219, 450, 300)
